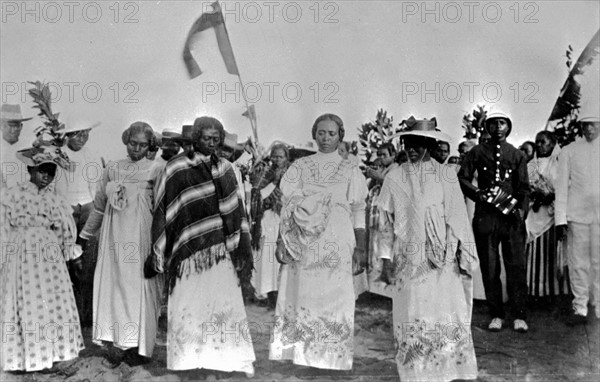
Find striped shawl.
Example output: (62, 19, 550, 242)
(151, 152, 252, 293)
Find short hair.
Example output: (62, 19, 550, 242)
(535, 130, 556, 144)
(192, 116, 225, 147)
(270, 143, 289, 159)
(437, 140, 450, 149)
(378, 142, 397, 156)
(121, 121, 158, 150)
(311, 113, 345, 142)
(520, 140, 535, 150)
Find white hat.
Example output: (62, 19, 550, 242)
(62, 121, 101, 134)
(485, 111, 512, 136)
(1, 104, 32, 122)
(391, 118, 451, 142)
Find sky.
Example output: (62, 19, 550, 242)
(1, 0, 599, 161)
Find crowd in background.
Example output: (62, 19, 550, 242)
(1, 101, 599, 381)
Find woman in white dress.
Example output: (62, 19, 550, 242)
(269, 114, 368, 370)
(1, 144, 84, 374)
(80, 122, 163, 367)
(377, 120, 478, 381)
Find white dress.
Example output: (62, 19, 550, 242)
(81, 158, 163, 356)
(269, 151, 368, 370)
(1, 182, 84, 371)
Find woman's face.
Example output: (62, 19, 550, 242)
(270, 148, 288, 168)
(535, 134, 555, 158)
(29, 163, 57, 190)
(403, 136, 428, 163)
(315, 120, 340, 154)
(127, 131, 151, 161)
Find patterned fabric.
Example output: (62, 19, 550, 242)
(377, 160, 478, 381)
(151, 152, 252, 293)
(269, 151, 368, 370)
(1, 182, 84, 371)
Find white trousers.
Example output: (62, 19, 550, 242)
(567, 222, 600, 317)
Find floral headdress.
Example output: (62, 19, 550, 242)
(16, 81, 73, 170)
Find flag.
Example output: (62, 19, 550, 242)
(183, 1, 239, 78)
(242, 105, 256, 121)
(548, 29, 600, 121)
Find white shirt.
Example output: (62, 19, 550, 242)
(555, 137, 600, 225)
(1, 139, 29, 189)
(54, 146, 103, 205)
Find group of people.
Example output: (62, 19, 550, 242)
(1, 100, 599, 381)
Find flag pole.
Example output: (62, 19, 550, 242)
(216, 0, 259, 144)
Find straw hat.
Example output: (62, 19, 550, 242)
(1, 104, 32, 122)
(391, 117, 451, 142)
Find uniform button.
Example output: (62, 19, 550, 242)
(483, 167, 487, 170)
(497, 145, 501, 149)
(496, 153, 500, 157)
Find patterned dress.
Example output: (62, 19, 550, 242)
(1, 182, 84, 371)
(377, 160, 478, 381)
(81, 158, 163, 356)
(269, 151, 368, 370)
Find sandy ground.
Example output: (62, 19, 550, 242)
(1, 293, 599, 382)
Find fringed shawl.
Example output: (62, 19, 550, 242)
(151, 152, 252, 293)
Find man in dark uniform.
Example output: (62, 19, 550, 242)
(458, 111, 530, 333)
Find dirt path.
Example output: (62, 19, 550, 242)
(2, 294, 598, 381)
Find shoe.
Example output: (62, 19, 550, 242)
(566, 312, 588, 327)
(488, 317, 504, 332)
(513, 319, 528, 333)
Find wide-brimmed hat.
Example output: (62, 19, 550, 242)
(161, 129, 182, 141)
(391, 117, 451, 142)
(16, 144, 73, 170)
(62, 121, 101, 135)
(223, 131, 244, 150)
(578, 116, 600, 123)
(1, 104, 33, 122)
(179, 124, 196, 144)
(485, 111, 512, 136)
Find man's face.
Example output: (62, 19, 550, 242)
(486, 118, 510, 142)
(2, 120, 23, 144)
(377, 148, 394, 166)
(270, 148, 288, 168)
(66, 129, 90, 152)
(196, 127, 221, 156)
(432, 142, 450, 164)
(582, 121, 600, 143)
(161, 139, 181, 160)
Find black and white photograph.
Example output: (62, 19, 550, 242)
(1, 1, 599, 381)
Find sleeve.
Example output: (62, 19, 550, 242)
(87, 150, 105, 202)
(458, 149, 479, 202)
(554, 148, 570, 226)
(51, 195, 83, 261)
(348, 165, 369, 229)
(376, 177, 396, 260)
(280, 161, 304, 201)
(80, 160, 111, 239)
